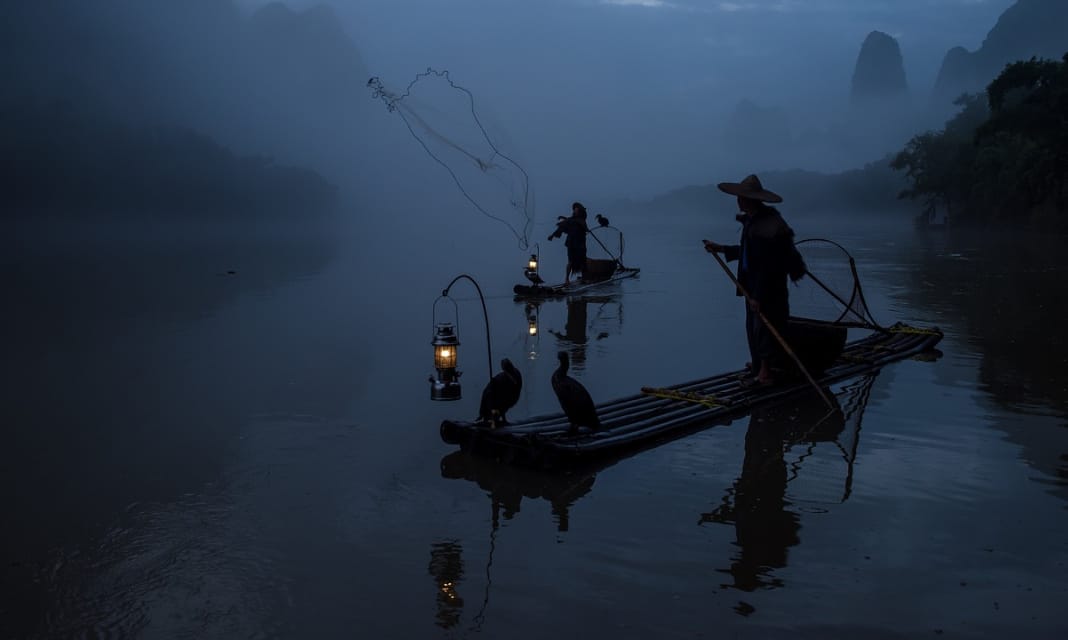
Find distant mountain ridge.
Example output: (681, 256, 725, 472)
(851, 31, 909, 107)
(933, 0, 1068, 107)
(636, 0, 1068, 220)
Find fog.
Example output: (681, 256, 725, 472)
(240, 0, 1016, 200)
(3, 0, 1018, 216)
(8, 3, 1068, 636)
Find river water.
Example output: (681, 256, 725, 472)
(3, 205, 1067, 639)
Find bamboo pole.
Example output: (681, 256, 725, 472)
(708, 250, 837, 412)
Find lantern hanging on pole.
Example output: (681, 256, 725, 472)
(430, 321, 461, 401)
(427, 274, 495, 401)
(430, 291, 463, 402)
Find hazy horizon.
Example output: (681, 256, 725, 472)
(239, 0, 1016, 200)
(3, 0, 1037, 216)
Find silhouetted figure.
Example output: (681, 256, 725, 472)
(551, 351, 600, 432)
(478, 358, 522, 427)
(547, 202, 590, 285)
(595, 213, 610, 227)
(703, 174, 805, 386)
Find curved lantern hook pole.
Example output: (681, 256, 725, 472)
(441, 274, 494, 381)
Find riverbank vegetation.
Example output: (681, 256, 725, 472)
(892, 54, 1068, 230)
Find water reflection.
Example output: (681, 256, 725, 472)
(436, 454, 578, 634)
(523, 294, 623, 369)
(901, 231, 1068, 414)
(442, 373, 880, 598)
(522, 302, 541, 361)
(428, 540, 465, 630)
(441, 451, 596, 532)
(896, 231, 1068, 501)
(701, 375, 877, 591)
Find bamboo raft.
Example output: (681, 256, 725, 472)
(440, 322, 943, 469)
(513, 266, 640, 299)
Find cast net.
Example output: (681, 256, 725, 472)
(367, 68, 535, 249)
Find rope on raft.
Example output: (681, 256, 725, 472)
(640, 386, 730, 409)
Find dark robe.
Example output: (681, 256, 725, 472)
(722, 208, 805, 371)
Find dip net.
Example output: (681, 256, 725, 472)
(789, 238, 883, 331)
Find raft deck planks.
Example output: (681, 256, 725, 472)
(440, 323, 943, 469)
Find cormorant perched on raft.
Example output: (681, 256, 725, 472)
(551, 351, 600, 432)
(478, 358, 523, 427)
(595, 214, 610, 227)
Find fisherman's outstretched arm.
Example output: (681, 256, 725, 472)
(703, 240, 741, 261)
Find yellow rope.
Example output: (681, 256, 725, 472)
(641, 386, 725, 409)
(889, 324, 942, 336)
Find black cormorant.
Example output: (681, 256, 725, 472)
(478, 358, 523, 426)
(551, 351, 600, 431)
(595, 214, 610, 227)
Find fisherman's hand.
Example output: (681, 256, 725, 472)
(703, 240, 725, 254)
(747, 298, 761, 313)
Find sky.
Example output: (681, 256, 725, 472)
(235, 0, 1014, 199)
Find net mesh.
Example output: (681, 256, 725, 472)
(368, 68, 535, 249)
(790, 238, 881, 330)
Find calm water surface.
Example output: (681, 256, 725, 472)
(3, 208, 1067, 639)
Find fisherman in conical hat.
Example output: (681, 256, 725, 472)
(703, 175, 806, 386)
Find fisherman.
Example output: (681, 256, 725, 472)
(703, 175, 806, 386)
(547, 202, 590, 285)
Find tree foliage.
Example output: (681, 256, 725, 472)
(892, 53, 1068, 229)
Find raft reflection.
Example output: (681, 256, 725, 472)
(440, 373, 882, 609)
(701, 374, 878, 591)
(441, 451, 596, 532)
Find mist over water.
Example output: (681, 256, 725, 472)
(5, 205, 1068, 637)
(5, 0, 1068, 637)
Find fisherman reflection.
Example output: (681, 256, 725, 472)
(702, 395, 844, 591)
(549, 297, 590, 371)
(549, 296, 620, 371)
(428, 540, 465, 629)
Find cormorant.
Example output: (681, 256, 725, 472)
(478, 358, 523, 427)
(551, 351, 600, 431)
(595, 214, 610, 227)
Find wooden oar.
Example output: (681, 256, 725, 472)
(708, 250, 837, 412)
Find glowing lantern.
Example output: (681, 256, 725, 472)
(430, 322, 462, 401)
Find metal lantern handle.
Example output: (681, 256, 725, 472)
(437, 274, 494, 382)
(432, 295, 461, 338)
